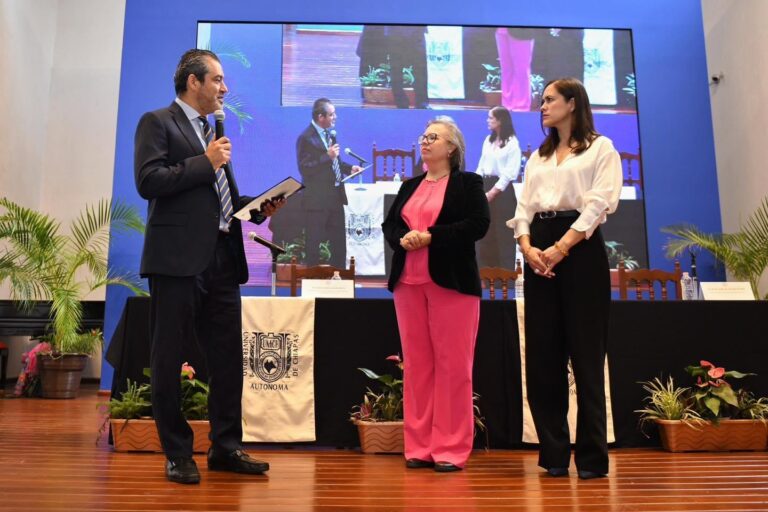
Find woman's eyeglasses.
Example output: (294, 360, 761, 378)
(418, 133, 440, 145)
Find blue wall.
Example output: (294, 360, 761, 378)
(102, 0, 719, 389)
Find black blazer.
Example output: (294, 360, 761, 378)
(382, 170, 490, 296)
(134, 101, 261, 283)
(296, 124, 353, 210)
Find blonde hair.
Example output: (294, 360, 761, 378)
(426, 118, 466, 172)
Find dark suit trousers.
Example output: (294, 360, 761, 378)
(148, 234, 243, 459)
(523, 217, 610, 474)
(305, 203, 347, 268)
(476, 177, 518, 269)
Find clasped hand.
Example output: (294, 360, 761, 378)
(400, 230, 431, 251)
(525, 245, 565, 278)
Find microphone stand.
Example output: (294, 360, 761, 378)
(248, 233, 286, 296)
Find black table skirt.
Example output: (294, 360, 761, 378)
(106, 297, 768, 448)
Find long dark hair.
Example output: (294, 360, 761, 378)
(538, 78, 599, 159)
(488, 106, 516, 148)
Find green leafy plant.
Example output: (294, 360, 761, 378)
(636, 361, 768, 433)
(635, 376, 702, 433)
(686, 360, 754, 422)
(605, 241, 638, 270)
(105, 379, 152, 420)
(276, 229, 331, 264)
(479, 63, 500, 93)
(359, 63, 415, 88)
(663, 197, 768, 299)
(178, 362, 210, 420)
(0, 198, 146, 354)
(351, 354, 404, 422)
(350, 355, 488, 445)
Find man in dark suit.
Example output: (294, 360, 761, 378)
(134, 49, 282, 484)
(295, 98, 360, 267)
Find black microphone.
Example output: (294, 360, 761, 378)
(248, 232, 286, 254)
(344, 147, 368, 164)
(328, 129, 337, 145)
(214, 109, 225, 139)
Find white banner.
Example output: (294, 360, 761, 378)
(425, 26, 465, 99)
(345, 183, 386, 275)
(517, 298, 615, 444)
(241, 297, 316, 442)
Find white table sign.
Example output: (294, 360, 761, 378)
(699, 282, 755, 300)
(300, 279, 355, 298)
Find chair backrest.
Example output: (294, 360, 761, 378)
(516, 143, 533, 183)
(479, 262, 522, 300)
(290, 256, 356, 297)
(619, 151, 642, 188)
(372, 143, 416, 182)
(617, 260, 682, 300)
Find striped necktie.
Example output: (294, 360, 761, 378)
(200, 116, 233, 223)
(324, 129, 343, 186)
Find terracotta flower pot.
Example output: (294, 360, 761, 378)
(362, 87, 416, 106)
(483, 91, 502, 107)
(110, 418, 211, 453)
(655, 419, 768, 452)
(354, 420, 404, 454)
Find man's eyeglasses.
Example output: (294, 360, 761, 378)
(418, 133, 440, 145)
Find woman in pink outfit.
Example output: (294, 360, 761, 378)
(382, 118, 490, 472)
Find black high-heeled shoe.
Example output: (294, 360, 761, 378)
(405, 458, 434, 469)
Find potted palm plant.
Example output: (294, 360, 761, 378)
(0, 197, 145, 398)
(663, 196, 768, 299)
(636, 360, 768, 451)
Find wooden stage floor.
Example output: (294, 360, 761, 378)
(1, 384, 768, 511)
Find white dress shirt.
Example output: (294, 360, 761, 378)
(507, 135, 622, 239)
(475, 135, 521, 192)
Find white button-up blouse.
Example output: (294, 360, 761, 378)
(507, 135, 622, 239)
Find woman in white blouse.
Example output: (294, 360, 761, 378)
(475, 106, 521, 269)
(508, 78, 622, 480)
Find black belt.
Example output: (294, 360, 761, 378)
(534, 209, 579, 220)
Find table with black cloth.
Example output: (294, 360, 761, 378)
(107, 297, 768, 449)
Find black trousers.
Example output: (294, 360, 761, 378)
(524, 217, 610, 474)
(148, 234, 243, 459)
(305, 204, 347, 268)
(476, 177, 518, 269)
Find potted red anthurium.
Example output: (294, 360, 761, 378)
(636, 360, 768, 452)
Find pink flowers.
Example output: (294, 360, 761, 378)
(181, 362, 196, 380)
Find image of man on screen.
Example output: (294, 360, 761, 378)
(134, 49, 282, 484)
(295, 98, 361, 267)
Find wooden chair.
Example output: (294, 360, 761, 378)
(619, 151, 643, 188)
(372, 143, 416, 182)
(290, 256, 356, 297)
(617, 260, 682, 300)
(516, 143, 533, 183)
(479, 261, 522, 300)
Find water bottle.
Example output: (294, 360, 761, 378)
(514, 259, 525, 299)
(689, 253, 700, 300)
(392, 171, 401, 183)
(681, 272, 694, 301)
(330, 271, 342, 281)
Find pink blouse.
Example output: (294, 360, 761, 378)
(399, 176, 450, 284)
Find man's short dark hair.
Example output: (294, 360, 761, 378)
(312, 98, 333, 121)
(174, 49, 220, 94)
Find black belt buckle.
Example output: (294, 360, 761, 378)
(537, 211, 557, 219)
